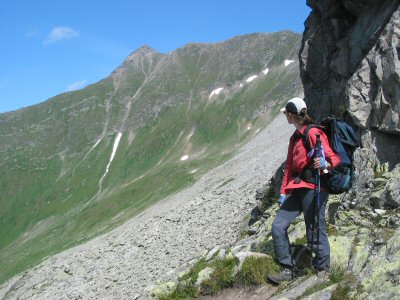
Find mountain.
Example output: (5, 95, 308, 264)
(0, 31, 303, 284)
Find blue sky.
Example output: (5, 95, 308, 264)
(0, 0, 311, 113)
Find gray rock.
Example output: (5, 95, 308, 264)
(195, 267, 214, 287)
(303, 283, 338, 300)
(301, 0, 400, 166)
(269, 273, 329, 300)
(205, 246, 220, 261)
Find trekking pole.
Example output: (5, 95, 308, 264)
(312, 134, 323, 273)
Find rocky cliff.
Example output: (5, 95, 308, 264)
(300, 0, 400, 166)
(300, 0, 400, 219)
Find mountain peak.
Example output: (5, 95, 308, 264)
(135, 44, 158, 54)
(121, 45, 160, 66)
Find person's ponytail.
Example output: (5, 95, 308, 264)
(293, 108, 314, 125)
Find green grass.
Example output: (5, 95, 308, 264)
(158, 284, 198, 300)
(160, 257, 237, 299)
(200, 258, 236, 295)
(236, 256, 280, 286)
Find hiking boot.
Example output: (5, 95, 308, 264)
(267, 267, 293, 284)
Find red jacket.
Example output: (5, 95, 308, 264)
(280, 125, 341, 195)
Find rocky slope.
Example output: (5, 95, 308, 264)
(0, 114, 294, 299)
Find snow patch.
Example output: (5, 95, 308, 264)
(187, 128, 195, 140)
(180, 155, 189, 161)
(239, 83, 244, 87)
(190, 169, 197, 174)
(89, 138, 102, 151)
(246, 75, 258, 83)
(104, 132, 122, 175)
(247, 126, 251, 130)
(209, 88, 223, 99)
(284, 60, 295, 67)
(263, 67, 269, 75)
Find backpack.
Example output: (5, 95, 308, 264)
(301, 117, 360, 194)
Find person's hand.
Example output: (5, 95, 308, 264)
(312, 157, 329, 169)
(278, 194, 286, 206)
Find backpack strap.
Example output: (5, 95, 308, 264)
(301, 124, 325, 153)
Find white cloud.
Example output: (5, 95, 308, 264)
(44, 26, 79, 45)
(66, 79, 88, 92)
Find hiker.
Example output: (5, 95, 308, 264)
(267, 97, 341, 284)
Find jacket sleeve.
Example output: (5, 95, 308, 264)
(280, 136, 294, 195)
(307, 128, 341, 168)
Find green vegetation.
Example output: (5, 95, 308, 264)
(158, 285, 197, 300)
(159, 257, 236, 299)
(330, 270, 363, 299)
(236, 255, 280, 286)
(180, 258, 209, 285)
(159, 254, 280, 299)
(200, 258, 236, 295)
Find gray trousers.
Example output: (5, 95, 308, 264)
(271, 188, 330, 270)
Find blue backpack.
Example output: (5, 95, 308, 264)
(302, 117, 360, 194)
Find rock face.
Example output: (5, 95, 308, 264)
(300, 0, 400, 166)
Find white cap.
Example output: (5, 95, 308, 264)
(280, 97, 307, 116)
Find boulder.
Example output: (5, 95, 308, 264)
(358, 227, 400, 299)
(195, 267, 214, 287)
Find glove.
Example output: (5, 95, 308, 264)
(318, 157, 328, 169)
(278, 194, 286, 206)
(313, 157, 328, 170)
